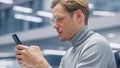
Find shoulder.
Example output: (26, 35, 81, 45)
(86, 33, 109, 47)
(88, 33, 108, 43)
(82, 33, 112, 54)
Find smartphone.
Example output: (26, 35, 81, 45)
(12, 34, 22, 45)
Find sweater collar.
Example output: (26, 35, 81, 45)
(69, 25, 94, 48)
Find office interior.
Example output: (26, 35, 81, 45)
(0, 0, 120, 68)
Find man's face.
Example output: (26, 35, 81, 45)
(52, 4, 81, 41)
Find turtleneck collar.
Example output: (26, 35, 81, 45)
(69, 25, 94, 48)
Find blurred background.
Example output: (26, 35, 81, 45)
(0, 0, 120, 68)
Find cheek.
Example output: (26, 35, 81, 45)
(60, 17, 76, 39)
(62, 22, 74, 38)
(61, 21, 72, 33)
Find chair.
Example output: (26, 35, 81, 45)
(114, 51, 120, 68)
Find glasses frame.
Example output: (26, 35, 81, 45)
(50, 15, 66, 25)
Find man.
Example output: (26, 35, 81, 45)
(16, 0, 117, 68)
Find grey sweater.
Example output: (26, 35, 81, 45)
(58, 26, 117, 68)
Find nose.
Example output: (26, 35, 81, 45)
(53, 23, 59, 30)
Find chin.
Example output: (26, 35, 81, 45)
(59, 37, 68, 42)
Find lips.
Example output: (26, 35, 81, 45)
(58, 31, 62, 36)
(59, 31, 62, 34)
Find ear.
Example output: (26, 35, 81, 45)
(74, 10, 84, 24)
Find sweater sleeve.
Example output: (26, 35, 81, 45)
(76, 38, 116, 68)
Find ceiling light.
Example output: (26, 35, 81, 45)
(37, 11, 52, 18)
(13, 6, 33, 13)
(89, 3, 94, 9)
(14, 14, 43, 23)
(92, 11, 116, 16)
(0, 0, 13, 4)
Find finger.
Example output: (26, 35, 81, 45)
(29, 45, 43, 57)
(30, 45, 38, 48)
(16, 45, 28, 50)
(17, 60, 24, 65)
(16, 48, 30, 58)
(16, 53, 24, 61)
(30, 45, 40, 50)
(16, 55, 24, 65)
(16, 49, 25, 55)
(16, 54, 23, 59)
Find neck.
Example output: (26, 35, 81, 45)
(69, 25, 94, 48)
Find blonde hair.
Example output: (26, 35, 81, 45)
(51, 0, 89, 25)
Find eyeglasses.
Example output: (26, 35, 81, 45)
(50, 16, 64, 25)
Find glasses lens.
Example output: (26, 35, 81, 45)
(50, 16, 62, 25)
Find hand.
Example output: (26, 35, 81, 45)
(16, 45, 49, 68)
(21, 63, 34, 68)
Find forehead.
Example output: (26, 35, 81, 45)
(52, 4, 68, 16)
